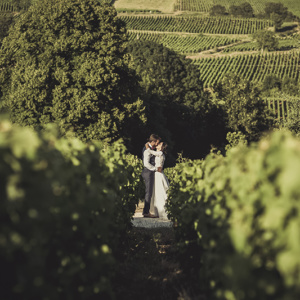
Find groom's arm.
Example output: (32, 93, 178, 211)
(143, 150, 156, 172)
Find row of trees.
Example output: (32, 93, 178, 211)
(210, 2, 254, 18)
(210, 2, 298, 31)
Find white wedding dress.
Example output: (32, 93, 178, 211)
(148, 150, 169, 219)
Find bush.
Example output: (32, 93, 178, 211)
(229, 3, 254, 18)
(252, 30, 279, 51)
(167, 131, 300, 300)
(225, 131, 248, 151)
(284, 99, 300, 137)
(210, 5, 227, 16)
(0, 12, 14, 44)
(215, 74, 274, 142)
(0, 119, 143, 299)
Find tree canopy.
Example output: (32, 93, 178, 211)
(209, 5, 227, 16)
(0, 0, 145, 148)
(0, 12, 15, 45)
(229, 2, 254, 18)
(215, 74, 274, 142)
(264, 2, 288, 31)
(126, 40, 218, 160)
(252, 30, 278, 51)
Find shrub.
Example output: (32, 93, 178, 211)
(0, 119, 143, 299)
(167, 131, 300, 300)
(284, 99, 300, 137)
(215, 74, 274, 142)
(225, 131, 248, 151)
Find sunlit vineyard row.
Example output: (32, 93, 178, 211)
(223, 38, 300, 53)
(0, 2, 16, 11)
(119, 15, 273, 34)
(193, 51, 300, 87)
(174, 0, 210, 12)
(174, 0, 300, 17)
(127, 31, 236, 53)
(264, 95, 300, 121)
(166, 130, 300, 300)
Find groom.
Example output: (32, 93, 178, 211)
(141, 134, 161, 218)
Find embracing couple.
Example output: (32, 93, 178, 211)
(141, 134, 169, 219)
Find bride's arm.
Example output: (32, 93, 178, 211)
(148, 149, 163, 156)
(154, 154, 164, 170)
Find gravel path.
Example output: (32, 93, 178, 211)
(132, 202, 173, 228)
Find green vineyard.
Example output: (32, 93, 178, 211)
(193, 51, 300, 87)
(174, 0, 210, 12)
(223, 38, 300, 53)
(127, 31, 236, 53)
(264, 96, 300, 121)
(0, 2, 16, 11)
(174, 0, 300, 17)
(119, 15, 272, 34)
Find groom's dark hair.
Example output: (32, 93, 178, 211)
(148, 134, 160, 143)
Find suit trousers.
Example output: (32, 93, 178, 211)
(141, 168, 155, 214)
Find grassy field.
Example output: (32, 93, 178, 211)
(114, 0, 176, 13)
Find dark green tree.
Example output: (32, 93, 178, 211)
(239, 2, 254, 18)
(0, 12, 14, 45)
(282, 76, 299, 96)
(0, 0, 145, 148)
(229, 2, 254, 18)
(229, 5, 240, 16)
(215, 74, 274, 142)
(252, 30, 278, 51)
(262, 74, 282, 92)
(284, 99, 300, 137)
(126, 40, 220, 160)
(264, 2, 288, 31)
(210, 5, 227, 16)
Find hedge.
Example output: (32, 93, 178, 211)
(0, 120, 143, 300)
(166, 131, 300, 300)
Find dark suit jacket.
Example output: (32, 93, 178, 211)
(142, 146, 155, 166)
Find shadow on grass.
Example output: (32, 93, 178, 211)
(277, 24, 297, 32)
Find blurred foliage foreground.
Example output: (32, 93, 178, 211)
(0, 119, 144, 300)
(2, 117, 300, 300)
(166, 130, 300, 300)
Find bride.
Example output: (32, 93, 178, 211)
(145, 142, 169, 219)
